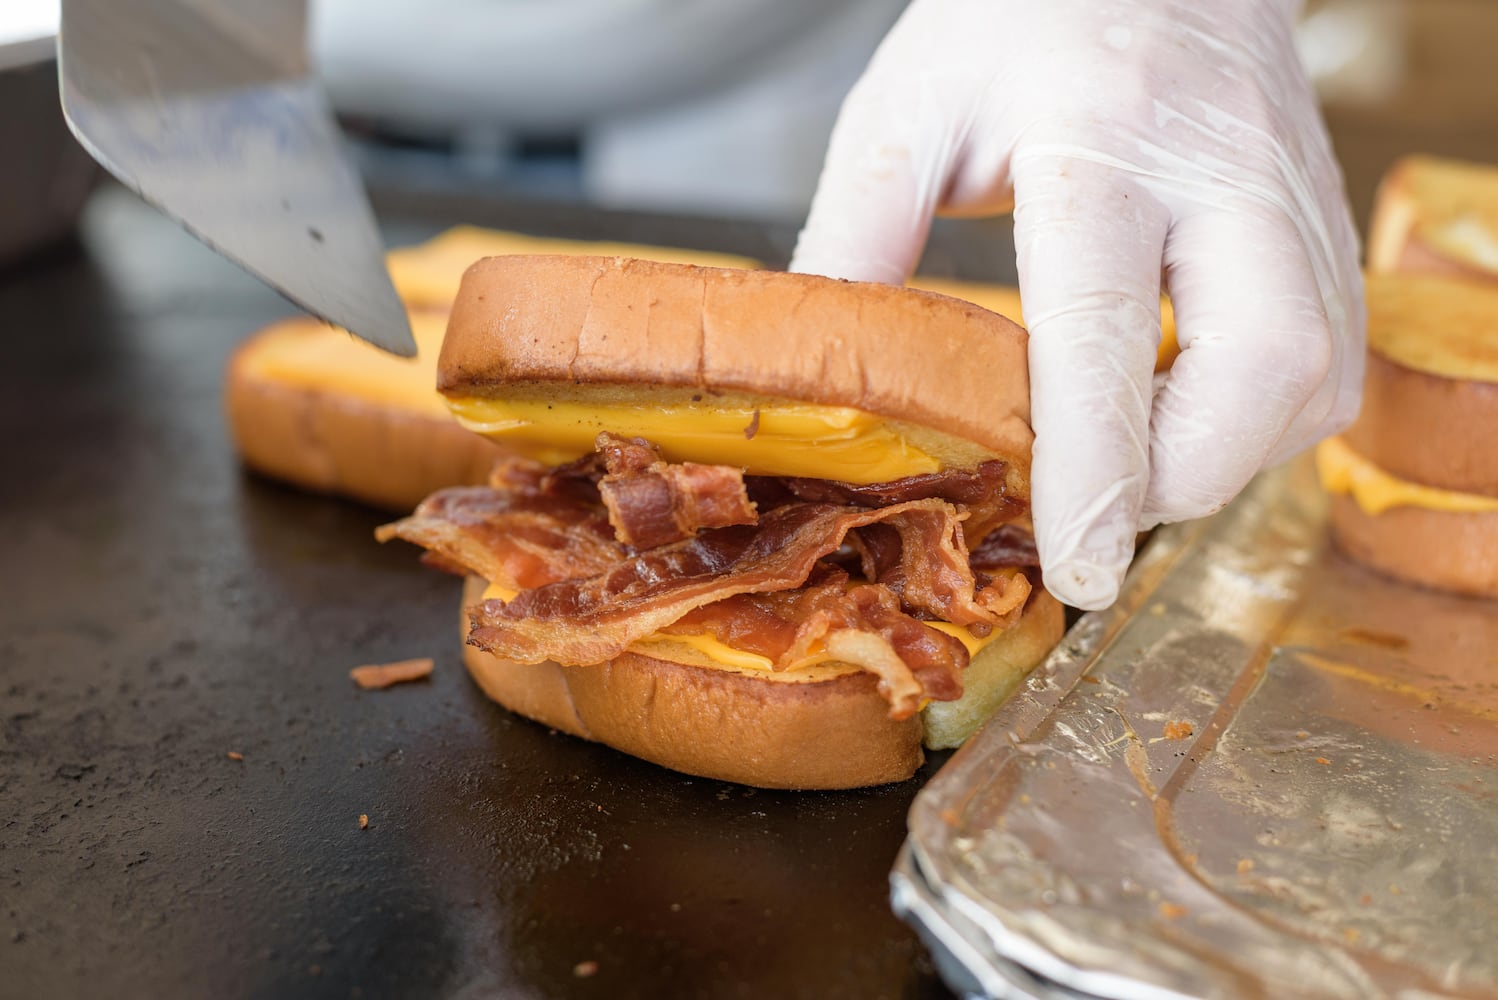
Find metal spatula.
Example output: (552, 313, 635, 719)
(58, 0, 415, 356)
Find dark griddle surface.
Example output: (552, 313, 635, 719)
(0, 189, 961, 1000)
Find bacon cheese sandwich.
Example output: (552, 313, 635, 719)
(375, 255, 1065, 789)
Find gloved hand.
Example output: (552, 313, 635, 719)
(791, 0, 1364, 610)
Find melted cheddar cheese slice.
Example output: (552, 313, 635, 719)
(447, 396, 942, 483)
(236, 311, 452, 417)
(478, 582, 1004, 681)
(1317, 436, 1498, 515)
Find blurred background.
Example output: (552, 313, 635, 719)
(4, 0, 1498, 261)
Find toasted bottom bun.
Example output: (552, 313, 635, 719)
(458, 576, 1064, 789)
(1344, 350, 1498, 496)
(226, 341, 502, 511)
(1329, 495, 1498, 598)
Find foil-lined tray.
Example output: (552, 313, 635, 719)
(894, 457, 1498, 1000)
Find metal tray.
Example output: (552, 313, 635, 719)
(895, 457, 1498, 999)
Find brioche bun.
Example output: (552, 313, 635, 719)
(1328, 496, 1498, 599)
(458, 577, 1063, 790)
(1344, 348, 1498, 496)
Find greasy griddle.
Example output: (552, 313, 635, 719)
(0, 187, 987, 999)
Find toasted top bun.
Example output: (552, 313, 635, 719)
(1368, 156, 1498, 278)
(1365, 273, 1498, 384)
(438, 255, 1034, 483)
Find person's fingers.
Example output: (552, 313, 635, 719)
(1015, 151, 1171, 610)
(789, 67, 971, 284)
(1261, 140, 1366, 465)
(1142, 208, 1335, 527)
(1260, 271, 1362, 468)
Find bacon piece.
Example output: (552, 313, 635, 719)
(601, 462, 758, 548)
(841, 514, 1030, 629)
(969, 523, 1041, 570)
(662, 570, 967, 719)
(467, 498, 974, 667)
(590, 433, 758, 548)
(774, 459, 1027, 544)
(882, 505, 1031, 628)
(376, 486, 624, 591)
(349, 658, 435, 690)
(597, 433, 662, 475)
(777, 460, 1009, 507)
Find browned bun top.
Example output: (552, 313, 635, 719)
(437, 255, 1033, 477)
(1341, 274, 1498, 496)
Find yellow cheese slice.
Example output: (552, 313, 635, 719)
(1316, 435, 1498, 515)
(236, 310, 451, 417)
(447, 396, 941, 483)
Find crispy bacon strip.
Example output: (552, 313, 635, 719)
(773, 459, 1027, 544)
(376, 486, 624, 591)
(600, 464, 757, 548)
(777, 460, 1010, 507)
(534, 433, 759, 549)
(843, 516, 1030, 629)
(883, 506, 1031, 627)
(969, 523, 1041, 570)
(662, 571, 967, 719)
(596, 434, 757, 548)
(382, 435, 1038, 716)
(467, 498, 974, 667)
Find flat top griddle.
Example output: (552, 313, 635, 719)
(0, 186, 986, 1000)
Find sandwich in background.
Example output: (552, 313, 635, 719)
(227, 310, 502, 512)
(1317, 273, 1498, 597)
(378, 255, 1064, 789)
(1321, 155, 1498, 596)
(1368, 155, 1498, 280)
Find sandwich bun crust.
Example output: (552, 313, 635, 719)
(1368, 156, 1498, 279)
(1329, 496, 1498, 599)
(438, 255, 1034, 484)
(458, 576, 1063, 790)
(1343, 349, 1498, 496)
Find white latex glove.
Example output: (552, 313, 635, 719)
(791, 0, 1365, 610)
